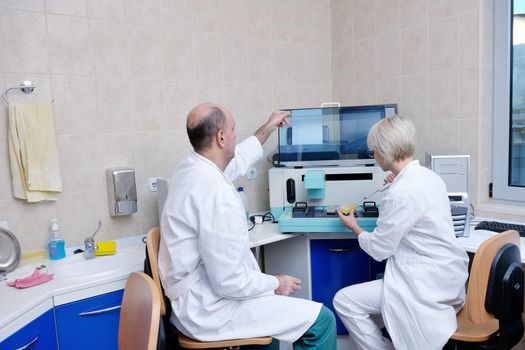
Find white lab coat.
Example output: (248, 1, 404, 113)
(159, 136, 321, 342)
(358, 160, 469, 350)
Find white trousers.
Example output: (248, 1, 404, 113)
(333, 279, 394, 350)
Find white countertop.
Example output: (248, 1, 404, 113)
(250, 220, 525, 262)
(252, 219, 525, 263)
(0, 226, 286, 340)
(457, 220, 525, 263)
(249, 222, 300, 247)
(1, 219, 523, 341)
(0, 234, 146, 340)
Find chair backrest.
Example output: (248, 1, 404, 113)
(146, 226, 167, 316)
(118, 272, 161, 350)
(144, 228, 274, 349)
(464, 230, 521, 324)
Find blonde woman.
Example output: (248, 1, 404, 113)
(334, 116, 469, 350)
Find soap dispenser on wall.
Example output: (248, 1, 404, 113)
(106, 167, 138, 216)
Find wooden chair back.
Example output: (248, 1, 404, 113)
(450, 230, 522, 343)
(118, 272, 161, 350)
(146, 226, 167, 316)
(463, 230, 521, 324)
(145, 227, 272, 349)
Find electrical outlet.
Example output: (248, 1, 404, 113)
(247, 167, 257, 180)
(148, 177, 158, 192)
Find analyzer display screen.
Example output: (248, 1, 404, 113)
(277, 104, 397, 167)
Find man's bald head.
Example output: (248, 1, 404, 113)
(186, 103, 227, 152)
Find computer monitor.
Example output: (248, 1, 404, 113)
(276, 104, 398, 167)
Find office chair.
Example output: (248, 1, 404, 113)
(118, 272, 161, 350)
(445, 230, 524, 350)
(145, 227, 273, 350)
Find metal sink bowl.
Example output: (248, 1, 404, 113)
(50, 247, 144, 281)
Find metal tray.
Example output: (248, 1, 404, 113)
(0, 227, 21, 273)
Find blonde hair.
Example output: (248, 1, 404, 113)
(367, 116, 415, 163)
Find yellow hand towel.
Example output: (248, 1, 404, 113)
(8, 102, 63, 202)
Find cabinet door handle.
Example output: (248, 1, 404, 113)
(16, 335, 38, 350)
(79, 305, 121, 316)
(328, 248, 352, 253)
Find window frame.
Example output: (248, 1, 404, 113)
(492, 0, 525, 203)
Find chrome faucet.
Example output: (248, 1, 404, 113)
(84, 221, 102, 259)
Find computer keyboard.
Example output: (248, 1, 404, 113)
(474, 220, 525, 237)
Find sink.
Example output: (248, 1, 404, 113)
(50, 247, 144, 280)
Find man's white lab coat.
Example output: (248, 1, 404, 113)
(358, 160, 469, 349)
(159, 136, 321, 342)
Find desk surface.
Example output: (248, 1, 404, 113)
(458, 225, 525, 263)
(249, 222, 296, 248)
(250, 220, 525, 263)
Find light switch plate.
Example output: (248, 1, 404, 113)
(247, 167, 257, 180)
(148, 177, 158, 192)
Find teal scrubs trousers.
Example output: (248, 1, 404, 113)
(248, 305, 337, 350)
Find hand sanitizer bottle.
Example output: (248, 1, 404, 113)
(237, 187, 250, 222)
(48, 218, 65, 260)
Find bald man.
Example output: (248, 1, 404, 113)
(158, 103, 336, 349)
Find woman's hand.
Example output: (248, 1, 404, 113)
(384, 172, 396, 185)
(338, 209, 364, 235)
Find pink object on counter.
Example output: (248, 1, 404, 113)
(6, 268, 54, 289)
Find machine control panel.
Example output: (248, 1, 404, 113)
(291, 202, 379, 218)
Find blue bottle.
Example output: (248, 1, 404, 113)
(48, 218, 65, 260)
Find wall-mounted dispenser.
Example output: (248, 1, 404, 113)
(106, 167, 137, 216)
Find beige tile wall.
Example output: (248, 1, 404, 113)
(0, 0, 498, 254)
(331, 0, 493, 210)
(0, 0, 332, 253)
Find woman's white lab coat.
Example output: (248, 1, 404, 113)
(158, 136, 321, 342)
(358, 160, 469, 350)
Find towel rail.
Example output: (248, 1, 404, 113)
(3, 81, 36, 105)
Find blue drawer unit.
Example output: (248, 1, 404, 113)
(310, 239, 370, 335)
(55, 289, 124, 350)
(0, 308, 58, 350)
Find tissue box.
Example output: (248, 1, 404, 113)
(95, 241, 116, 256)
